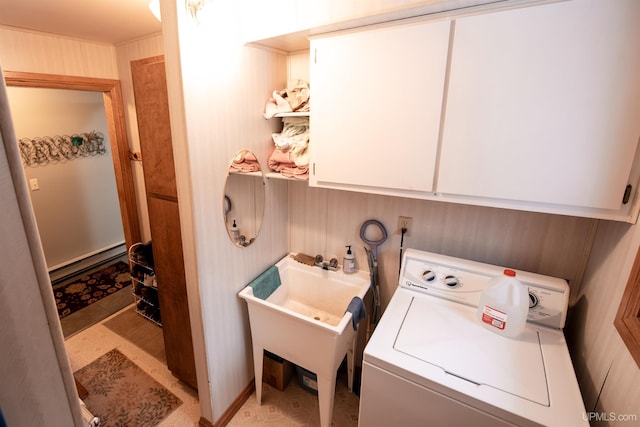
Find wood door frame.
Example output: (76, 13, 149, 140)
(3, 71, 141, 251)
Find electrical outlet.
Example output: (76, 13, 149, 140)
(398, 216, 412, 236)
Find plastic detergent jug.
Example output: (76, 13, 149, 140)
(477, 269, 529, 338)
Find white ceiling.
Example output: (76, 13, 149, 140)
(0, 0, 163, 44)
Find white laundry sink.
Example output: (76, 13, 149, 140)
(238, 253, 369, 427)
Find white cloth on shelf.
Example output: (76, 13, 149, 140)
(271, 117, 309, 166)
(263, 79, 310, 119)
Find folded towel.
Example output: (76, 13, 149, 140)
(229, 149, 261, 173)
(249, 266, 281, 300)
(345, 297, 367, 331)
(268, 148, 309, 180)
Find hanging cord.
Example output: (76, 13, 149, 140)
(399, 226, 407, 276)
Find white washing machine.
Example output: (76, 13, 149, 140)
(359, 248, 588, 427)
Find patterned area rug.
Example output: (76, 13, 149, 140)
(54, 261, 131, 318)
(74, 348, 182, 427)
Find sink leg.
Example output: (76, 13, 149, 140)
(347, 337, 355, 393)
(253, 344, 263, 405)
(317, 374, 336, 427)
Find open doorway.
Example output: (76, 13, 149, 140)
(4, 71, 141, 336)
(7, 87, 125, 269)
(4, 71, 141, 247)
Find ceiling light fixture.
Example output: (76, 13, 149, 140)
(149, 0, 161, 21)
(185, 0, 213, 22)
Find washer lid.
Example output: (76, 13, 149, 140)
(394, 296, 550, 406)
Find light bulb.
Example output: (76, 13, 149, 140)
(149, 0, 161, 21)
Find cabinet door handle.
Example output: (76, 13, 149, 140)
(623, 184, 633, 204)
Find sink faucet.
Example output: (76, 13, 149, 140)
(314, 254, 339, 271)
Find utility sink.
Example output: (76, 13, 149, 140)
(239, 253, 370, 427)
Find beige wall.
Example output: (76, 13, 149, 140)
(289, 185, 598, 310)
(0, 25, 117, 78)
(567, 218, 640, 424)
(7, 87, 124, 269)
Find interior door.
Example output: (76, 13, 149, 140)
(131, 55, 197, 390)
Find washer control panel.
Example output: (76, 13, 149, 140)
(400, 248, 570, 329)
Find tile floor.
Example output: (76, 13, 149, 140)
(65, 299, 361, 427)
(65, 304, 201, 426)
(228, 377, 360, 427)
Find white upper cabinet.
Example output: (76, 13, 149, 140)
(309, 18, 451, 197)
(438, 0, 640, 217)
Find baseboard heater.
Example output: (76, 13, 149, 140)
(50, 242, 126, 285)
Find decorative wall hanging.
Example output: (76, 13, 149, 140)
(19, 131, 106, 166)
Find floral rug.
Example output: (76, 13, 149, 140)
(54, 261, 131, 319)
(74, 348, 182, 427)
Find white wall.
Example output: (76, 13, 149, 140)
(168, 2, 289, 421)
(7, 86, 124, 269)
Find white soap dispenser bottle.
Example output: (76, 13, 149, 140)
(230, 219, 240, 243)
(343, 245, 356, 274)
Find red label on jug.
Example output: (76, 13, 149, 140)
(481, 305, 507, 330)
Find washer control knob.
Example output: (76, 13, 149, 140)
(444, 275, 460, 288)
(422, 270, 436, 282)
(529, 292, 539, 308)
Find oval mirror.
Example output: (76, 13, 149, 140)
(224, 149, 265, 247)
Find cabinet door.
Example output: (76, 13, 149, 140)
(438, 0, 640, 211)
(310, 18, 450, 195)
